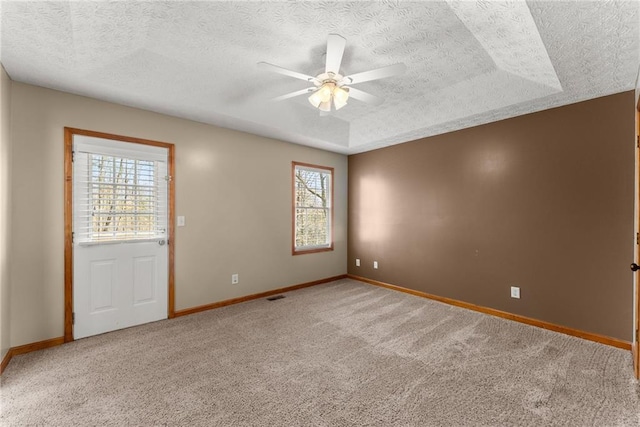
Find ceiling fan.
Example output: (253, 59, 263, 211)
(258, 34, 406, 112)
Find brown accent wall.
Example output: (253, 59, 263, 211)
(348, 91, 635, 341)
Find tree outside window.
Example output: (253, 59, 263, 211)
(292, 162, 333, 254)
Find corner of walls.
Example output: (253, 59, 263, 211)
(0, 63, 13, 362)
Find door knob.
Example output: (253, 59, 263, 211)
(631, 263, 640, 272)
(158, 239, 166, 246)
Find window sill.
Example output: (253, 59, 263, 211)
(292, 245, 334, 256)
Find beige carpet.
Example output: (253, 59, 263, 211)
(1, 278, 639, 426)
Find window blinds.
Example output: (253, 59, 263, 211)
(73, 138, 168, 244)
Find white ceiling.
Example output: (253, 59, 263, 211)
(1, 1, 639, 155)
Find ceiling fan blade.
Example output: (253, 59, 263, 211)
(341, 63, 407, 85)
(347, 87, 384, 106)
(258, 62, 319, 83)
(325, 34, 346, 74)
(272, 87, 315, 102)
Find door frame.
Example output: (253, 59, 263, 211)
(64, 127, 176, 342)
(635, 104, 640, 379)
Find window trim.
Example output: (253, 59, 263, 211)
(292, 161, 334, 255)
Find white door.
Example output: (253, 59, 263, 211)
(73, 135, 168, 339)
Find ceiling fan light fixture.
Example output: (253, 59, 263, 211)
(309, 81, 350, 111)
(308, 82, 336, 110)
(318, 83, 334, 103)
(318, 100, 332, 112)
(333, 86, 349, 110)
(308, 90, 323, 108)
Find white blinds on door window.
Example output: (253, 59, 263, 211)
(74, 138, 168, 244)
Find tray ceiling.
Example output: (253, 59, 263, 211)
(1, 1, 638, 154)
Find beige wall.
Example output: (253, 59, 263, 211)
(10, 82, 347, 347)
(349, 91, 635, 341)
(0, 65, 12, 359)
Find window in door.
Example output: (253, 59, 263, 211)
(74, 147, 168, 244)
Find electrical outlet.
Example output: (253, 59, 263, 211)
(232, 274, 239, 285)
(510, 286, 520, 299)
(373, 261, 378, 269)
(177, 216, 185, 227)
(356, 258, 360, 267)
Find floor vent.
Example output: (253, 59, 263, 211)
(267, 295, 285, 301)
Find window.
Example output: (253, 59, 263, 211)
(74, 139, 168, 244)
(292, 162, 333, 254)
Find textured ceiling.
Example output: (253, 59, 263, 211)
(1, 1, 639, 154)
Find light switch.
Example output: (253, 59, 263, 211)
(177, 216, 185, 227)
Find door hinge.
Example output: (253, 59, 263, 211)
(636, 232, 639, 245)
(165, 175, 172, 182)
(72, 232, 75, 244)
(72, 151, 75, 162)
(72, 312, 75, 325)
(637, 136, 639, 148)
(636, 328, 639, 343)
